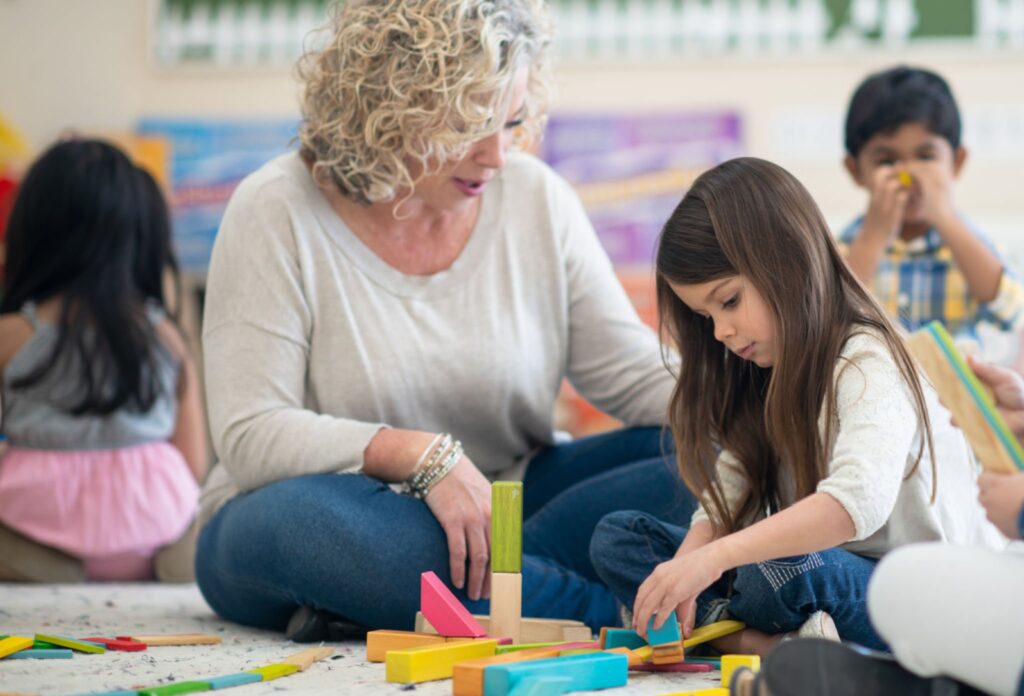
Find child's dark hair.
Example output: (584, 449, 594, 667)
(844, 65, 961, 157)
(1, 139, 180, 416)
(655, 157, 935, 534)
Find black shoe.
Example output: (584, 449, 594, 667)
(759, 639, 988, 696)
(285, 606, 369, 643)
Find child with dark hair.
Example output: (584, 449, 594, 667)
(0, 140, 206, 582)
(840, 65, 1024, 340)
(588, 157, 1004, 661)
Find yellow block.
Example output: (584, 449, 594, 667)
(684, 620, 746, 648)
(282, 645, 334, 670)
(721, 654, 761, 687)
(386, 638, 498, 684)
(660, 690, 729, 696)
(0, 636, 33, 659)
(366, 630, 446, 662)
(628, 645, 653, 663)
(247, 663, 299, 681)
(898, 170, 913, 188)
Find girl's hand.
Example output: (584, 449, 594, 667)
(968, 356, 1024, 441)
(424, 456, 493, 601)
(633, 544, 725, 639)
(861, 165, 909, 243)
(978, 471, 1024, 540)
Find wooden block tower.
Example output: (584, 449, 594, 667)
(490, 481, 523, 644)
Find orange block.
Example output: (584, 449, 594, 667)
(366, 630, 446, 662)
(452, 645, 569, 696)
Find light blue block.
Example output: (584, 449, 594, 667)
(6, 648, 74, 659)
(483, 652, 627, 696)
(646, 610, 681, 646)
(509, 675, 572, 696)
(602, 628, 646, 650)
(205, 672, 263, 690)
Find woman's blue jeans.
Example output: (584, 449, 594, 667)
(195, 427, 696, 633)
(589, 510, 885, 650)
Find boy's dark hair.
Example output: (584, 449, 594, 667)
(844, 65, 961, 157)
(1, 139, 180, 416)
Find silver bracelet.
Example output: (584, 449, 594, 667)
(417, 441, 463, 498)
(403, 433, 453, 497)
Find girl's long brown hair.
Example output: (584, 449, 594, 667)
(656, 157, 935, 534)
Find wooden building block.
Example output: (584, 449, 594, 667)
(205, 672, 263, 690)
(631, 660, 713, 673)
(137, 682, 211, 696)
(491, 482, 523, 573)
(721, 654, 760, 687)
(0, 636, 33, 659)
(453, 645, 574, 696)
(247, 663, 299, 680)
(83, 636, 147, 651)
(646, 610, 682, 646)
(416, 612, 591, 644)
(421, 571, 487, 637)
(496, 641, 597, 655)
(603, 628, 646, 650)
(34, 634, 105, 654)
(4, 649, 73, 659)
(628, 645, 653, 663)
(120, 633, 221, 646)
(508, 675, 572, 696)
(908, 322, 1024, 473)
(282, 645, 334, 670)
(386, 638, 498, 684)
(482, 651, 628, 696)
(651, 641, 684, 665)
(683, 620, 745, 649)
(603, 647, 643, 667)
(366, 630, 447, 662)
(490, 572, 522, 644)
(661, 689, 729, 696)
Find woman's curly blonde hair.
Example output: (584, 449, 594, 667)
(298, 0, 552, 205)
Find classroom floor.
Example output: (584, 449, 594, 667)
(0, 584, 722, 696)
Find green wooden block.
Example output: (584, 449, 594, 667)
(247, 663, 298, 680)
(137, 681, 211, 696)
(35, 633, 106, 654)
(491, 481, 523, 573)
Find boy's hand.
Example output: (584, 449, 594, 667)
(977, 471, 1024, 539)
(907, 160, 958, 231)
(861, 165, 909, 243)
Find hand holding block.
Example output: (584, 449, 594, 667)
(491, 482, 523, 573)
(421, 571, 487, 637)
(907, 321, 1024, 473)
(646, 610, 681, 646)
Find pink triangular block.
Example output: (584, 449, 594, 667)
(420, 571, 487, 637)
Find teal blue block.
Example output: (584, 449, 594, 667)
(483, 652, 627, 696)
(509, 675, 572, 696)
(6, 648, 74, 659)
(603, 628, 646, 650)
(205, 672, 263, 690)
(646, 610, 681, 646)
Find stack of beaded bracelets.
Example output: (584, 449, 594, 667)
(403, 433, 463, 499)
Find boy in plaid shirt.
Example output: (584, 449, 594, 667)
(839, 65, 1024, 340)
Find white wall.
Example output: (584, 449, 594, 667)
(2, 0, 1023, 257)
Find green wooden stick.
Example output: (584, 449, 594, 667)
(491, 482, 523, 573)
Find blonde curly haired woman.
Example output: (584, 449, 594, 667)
(194, 0, 690, 637)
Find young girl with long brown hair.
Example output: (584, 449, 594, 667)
(589, 157, 1005, 656)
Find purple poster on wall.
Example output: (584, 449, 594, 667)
(540, 111, 744, 267)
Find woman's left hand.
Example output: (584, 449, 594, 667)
(633, 544, 726, 638)
(978, 471, 1024, 540)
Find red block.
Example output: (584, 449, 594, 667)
(84, 637, 147, 651)
(420, 571, 486, 638)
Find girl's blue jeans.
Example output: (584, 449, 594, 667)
(589, 510, 886, 650)
(195, 426, 696, 632)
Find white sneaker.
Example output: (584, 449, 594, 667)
(796, 611, 839, 641)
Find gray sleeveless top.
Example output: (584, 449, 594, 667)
(1, 302, 179, 450)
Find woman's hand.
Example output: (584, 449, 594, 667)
(978, 471, 1024, 540)
(424, 456, 493, 601)
(633, 543, 725, 639)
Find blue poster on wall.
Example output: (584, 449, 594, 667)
(137, 118, 299, 273)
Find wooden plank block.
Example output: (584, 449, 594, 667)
(559, 626, 594, 642)
(282, 645, 334, 670)
(69, 691, 137, 696)
(416, 612, 589, 644)
(83, 637, 148, 651)
(34, 634, 105, 654)
(627, 645, 653, 663)
(420, 571, 487, 638)
(490, 572, 522, 645)
(205, 672, 263, 690)
(246, 664, 298, 681)
(660, 689, 729, 696)
(482, 652, 628, 696)
(603, 628, 646, 650)
(120, 633, 221, 646)
(603, 647, 642, 667)
(137, 682, 211, 696)
(683, 620, 745, 649)
(385, 638, 498, 684)
(651, 642, 685, 665)
(453, 645, 574, 696)
(367, 630, 447, 662)
(508, 675, 572, 696)
(491, 482, 523, 573)
(907, 322, 1024, 473)
(496, 641, 598, 655)
(631, 660, 713, 673)
(0, 636, 33, 659)
(4, 649, 73, 659)
(646, 610, 681, 646)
